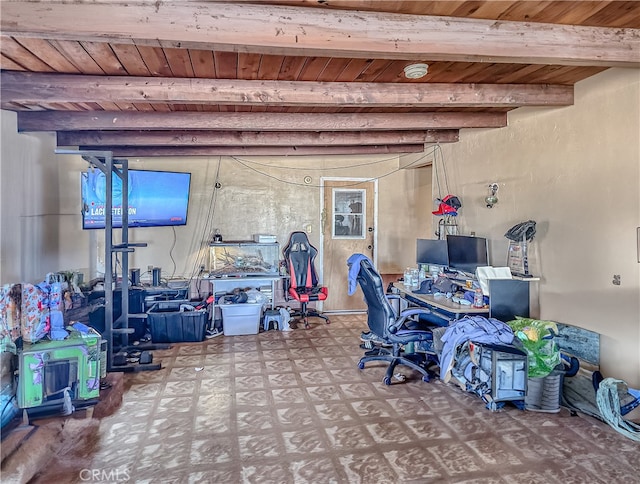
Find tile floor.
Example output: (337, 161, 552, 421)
(32, 314, 640, 483)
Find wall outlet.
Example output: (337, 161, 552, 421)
(305, 224, 312, 234)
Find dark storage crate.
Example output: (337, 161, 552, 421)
(88, 288, 147, 341)
(148, 304, 208, 343)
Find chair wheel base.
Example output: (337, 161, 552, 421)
(290, 312, 329, 329)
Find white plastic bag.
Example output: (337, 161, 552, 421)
(279, 307, 292, 331)
(246, 289, 269, 305)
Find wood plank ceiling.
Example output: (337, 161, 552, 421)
(1, 1, 639, 156)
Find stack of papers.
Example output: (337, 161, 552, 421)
(475, 266, 512, 295)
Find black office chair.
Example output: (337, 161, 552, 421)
(283, 231, 330, 329)
(349, 255, 437, 384)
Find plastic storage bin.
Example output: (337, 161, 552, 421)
(88, 288, 147, 341)
(525, 370, 563, 413)
(148, 304, 208, 343)
(220, 302, 263, 335)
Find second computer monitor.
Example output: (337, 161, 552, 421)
(416, 239, 449, 267)
(446, 234, 489, 275)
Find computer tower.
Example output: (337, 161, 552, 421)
(477, 342, 528, 405)
(489, 279, 530, 322)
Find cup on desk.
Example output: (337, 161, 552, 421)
(410, 268, 420, 290)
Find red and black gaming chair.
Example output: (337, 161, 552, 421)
(283, 231, 330, 329)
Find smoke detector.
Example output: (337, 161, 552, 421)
(403, 63, 429, 79)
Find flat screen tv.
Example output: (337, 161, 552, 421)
(81, 169, 191, 229)
(446, 234, 489, 275)
(416, 239, 449, 267)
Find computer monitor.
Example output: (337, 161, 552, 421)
(416, 239, 449, 267)
(446, 234, 489, 275)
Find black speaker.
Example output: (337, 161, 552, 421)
(152, 267, 162, 287)
(130, 268, 140, 286)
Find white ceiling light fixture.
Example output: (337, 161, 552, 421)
(403, 63, 429, 79)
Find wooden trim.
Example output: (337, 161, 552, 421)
(1, 72, 574, 108)
(1, 2, 637, 67)
(57, 129, 459, 147)
(18, 111, 506, 132)
(75, 144, 427, 157)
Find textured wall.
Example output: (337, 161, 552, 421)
(0, 111, 74, 283)
(437, 68, 640, 386)
(116, 153, 433, 279)
(0, 126, 433, 284)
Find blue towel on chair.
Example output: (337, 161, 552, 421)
(347, 253, 373, 296)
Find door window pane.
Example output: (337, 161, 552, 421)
(333, 188, 365, 239)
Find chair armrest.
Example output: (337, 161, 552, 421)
(388, 307, 431, 334)
(385, 294, 401, 317)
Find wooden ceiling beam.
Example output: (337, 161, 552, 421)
(18, 111, 506, 132)
(1, 72, 574, 108)
(57, 129, 459, 147)
(75, 144, 427, 157)
(2, 2, 638, 67)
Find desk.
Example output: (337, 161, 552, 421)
(394, 276, 534, 325)
(393, 282, 488, 325)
